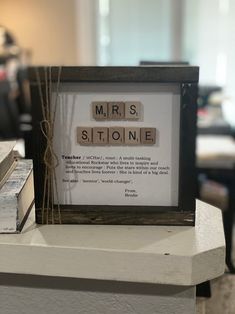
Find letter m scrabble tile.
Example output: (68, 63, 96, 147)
(92, 102, 108, 120)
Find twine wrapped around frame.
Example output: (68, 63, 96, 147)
(35, 67, 62, 224)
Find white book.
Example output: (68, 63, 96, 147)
(0, 159, 34, 233)
(0, 141, 17, 189)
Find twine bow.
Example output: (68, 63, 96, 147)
(35, 67, 62, 224)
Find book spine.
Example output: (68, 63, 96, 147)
(0, 160, 33, 233)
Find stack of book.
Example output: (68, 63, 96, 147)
(0, 141, 34, 233)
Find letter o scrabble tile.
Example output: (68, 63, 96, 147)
(109, 127, 124, 145)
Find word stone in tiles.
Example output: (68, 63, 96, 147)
(77, 127, 156, 145)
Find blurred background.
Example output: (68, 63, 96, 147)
(1, 0, 235, 129)
(0, 0, 234, 87)
(1, 0, 235, 312)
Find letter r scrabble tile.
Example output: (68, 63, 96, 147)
(108, 102, 125, 120)
(77, 127, 92, 145)
(140, 128, 156, 145)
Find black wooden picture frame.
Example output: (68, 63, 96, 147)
(29, 66, 199, 226)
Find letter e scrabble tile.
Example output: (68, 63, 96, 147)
(140, 128, 156, 145)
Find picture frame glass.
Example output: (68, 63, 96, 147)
(53, 82, 181, 207)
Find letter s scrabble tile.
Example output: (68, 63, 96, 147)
(125, 102, 141, 120)
(77, 127, 93, 145)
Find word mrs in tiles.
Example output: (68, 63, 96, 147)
(92, 102, 141, 120)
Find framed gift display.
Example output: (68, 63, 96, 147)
(29, 66, 199, 225)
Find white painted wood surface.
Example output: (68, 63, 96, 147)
(0, 274, 196, 314)
(0, 200, 225, 286)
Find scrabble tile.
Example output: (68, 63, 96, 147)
(77, 127, 92, 145)
(109, 127, 124, 145)
(92, 102, 108, 120)
(140, 128, 156, 145)
(108, 102, 125, 120)
(125, 127, 141, 145)
(125, 102, 142, 120)
(93, 127, 108, 145)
